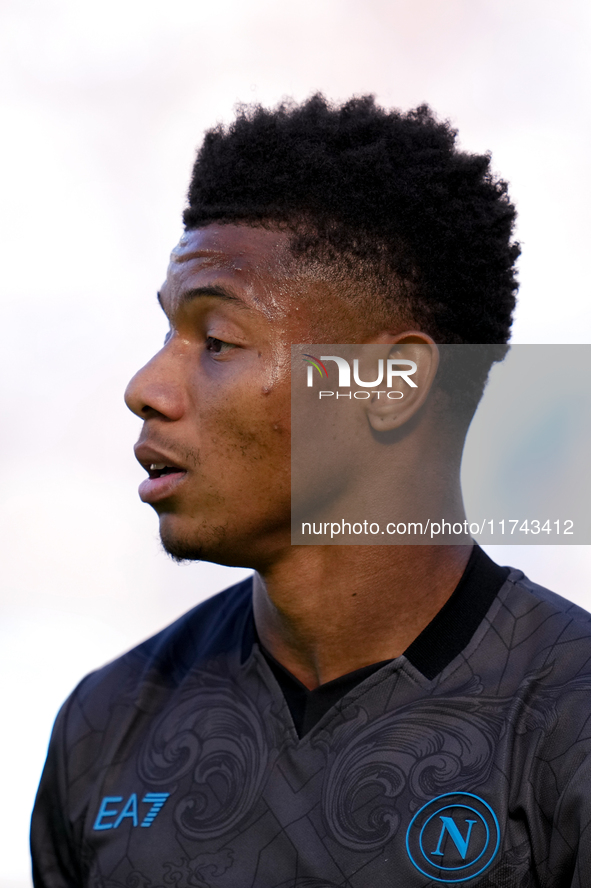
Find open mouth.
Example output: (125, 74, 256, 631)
(148, 463, 185, 479)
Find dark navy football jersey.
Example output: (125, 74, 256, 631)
(31, 548, 591, 887)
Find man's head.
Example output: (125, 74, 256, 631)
(125, 94, 520, 566)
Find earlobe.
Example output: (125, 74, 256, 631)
(366, 340, 439, 433)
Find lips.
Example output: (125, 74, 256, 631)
(134, 444, 189, 504)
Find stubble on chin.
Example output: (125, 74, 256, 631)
(159, 521, 229, 564)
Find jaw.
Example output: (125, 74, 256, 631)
(156, 503, 292, 569)
(158, 513, 230, 564)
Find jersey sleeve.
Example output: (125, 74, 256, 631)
(30, 694, 83, 888)
(550, 753, 591, 887)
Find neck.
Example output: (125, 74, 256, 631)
(253, 542, 472, 689)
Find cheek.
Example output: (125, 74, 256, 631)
(200, 389, 291, 479)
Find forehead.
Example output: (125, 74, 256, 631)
(161, 224, 294, 304)
(159, 223, 378, 342)
(171, 223, 292, 266)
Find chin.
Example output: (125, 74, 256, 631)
(158, 516, 250, 567)
(160, 533, 205, 563)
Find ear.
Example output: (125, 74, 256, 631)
(366, 333, 439, 433)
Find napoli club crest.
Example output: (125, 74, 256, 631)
(405, 792, 500, 883)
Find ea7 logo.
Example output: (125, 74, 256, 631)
(405, 792, 500, 883)
(93, 792, 170, 830)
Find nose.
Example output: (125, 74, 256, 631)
(124, 347, 185, 421)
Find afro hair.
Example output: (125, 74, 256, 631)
(183, 94, 519, 353)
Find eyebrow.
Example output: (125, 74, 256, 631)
(156, 284, 247, 311)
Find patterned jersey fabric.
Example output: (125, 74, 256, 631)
(31, 549, 591, 887)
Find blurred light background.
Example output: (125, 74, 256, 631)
(1, 1, 590, 885)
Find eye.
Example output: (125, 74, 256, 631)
(205, 336, 234, 355)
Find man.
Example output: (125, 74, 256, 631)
(32, 95, 591, 886)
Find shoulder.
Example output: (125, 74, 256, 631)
(501, 566, 591, 651)
(500, 573, 591, 833)
(483, 567, 591, 749)
(59, 576, 254, 744)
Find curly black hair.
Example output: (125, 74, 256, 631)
(184, 94, 519, 354)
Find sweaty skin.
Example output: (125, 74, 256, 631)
(125, 224, 470, 689)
